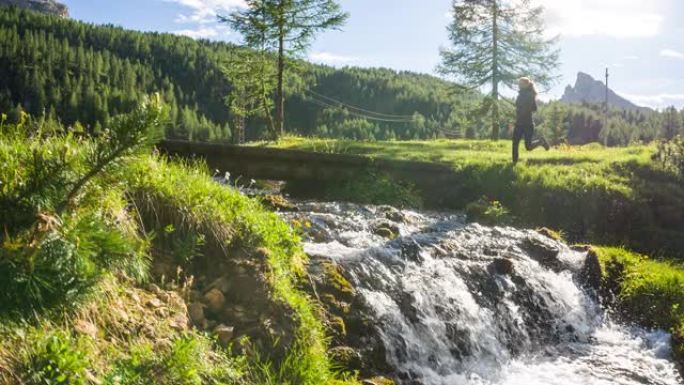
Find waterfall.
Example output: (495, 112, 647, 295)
(283, 201, 682, 385)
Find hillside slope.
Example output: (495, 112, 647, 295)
(0, 7, 474, 141)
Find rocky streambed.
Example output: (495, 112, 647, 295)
(281, 201, 682, 385)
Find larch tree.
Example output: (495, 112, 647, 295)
(223, 0, 348, 139)
(439, 0, 559, 140)
(663, 106, 682, 140)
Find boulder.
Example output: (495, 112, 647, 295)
(490, 258, 515, 276)
(520, 237, 562, 271)
(206, 275, 231, 294)
(203, 288, 226, 313)
(214, 324, 235, 347)
(372, 221, 400, 239)
(580, 248, 603, 295)
(329, 346, 362, 372)
(188, 302, 205, 327)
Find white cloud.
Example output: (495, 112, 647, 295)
(660, 49, 684, 59)
(173, 26, 228, 39)
(166, 0, 246, 24)
(308, 51, 359, 66)
(539, 0, 665, 38)
(618, 92, 684, 109)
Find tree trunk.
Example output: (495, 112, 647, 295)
(491, 0, 500, 141)
(275, 0, 285, 139)
(233, 115, 245, 144)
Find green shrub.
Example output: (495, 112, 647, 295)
(653, 136, 684, 177)
(465, 196, 514, 226)
(22, 330, 90, 385)
(0, 98, 162, 314)
(105, 336, 244, 385)
(0, 232, 94, 312)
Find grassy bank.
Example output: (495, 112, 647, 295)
(594, 247, 684, 363)
(0, 110, 357, 384)
(273, 137, 684, 259)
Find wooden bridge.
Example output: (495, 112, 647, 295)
(158, 140, 460, 206)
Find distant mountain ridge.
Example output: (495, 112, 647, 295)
(0, 0, 68, 17)
(561, 72, 649, 112)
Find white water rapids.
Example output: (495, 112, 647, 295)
(282, 201, 682, 385)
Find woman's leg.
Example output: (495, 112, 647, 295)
(524, 126, 541, 151)
(524, 126, 550, 151)
(512, 127, 523, 163)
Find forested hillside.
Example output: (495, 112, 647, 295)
(1, 6, 682, 144)
(0, 7, 483, 141)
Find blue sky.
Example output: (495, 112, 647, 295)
(62, 0, 684, 109)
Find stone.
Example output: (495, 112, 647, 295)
(207, 275, 231, 294)
(373, 221, 400, 239)
(398, 293, 420, 324)
(157, 291, 171, 303)
(188, 302, 205, 326)
(328, 315, 347, 338)
(380, 206, 406, 223)
(520, 237, 562, 271)
(214, 324, 235, 346)
(261, 194, 297, 211)
(189, 290, 202, 303)
(580, 248, 603, 294)
(203, 288, 226, 313)
(490, 258, 515, 276)
(536, 227, 562, 241)
(145, 297, 162, 308)
(329, 346, 362, 371)
(170, 313, 189, 331)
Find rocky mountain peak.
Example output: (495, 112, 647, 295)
(561, 71, 648, 112)
(0, 0, 69, 17)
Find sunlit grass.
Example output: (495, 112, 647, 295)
(594, 247, 684, 361)
(271, 137, 683, 258)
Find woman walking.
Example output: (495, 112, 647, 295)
(512, 77, 549, 163)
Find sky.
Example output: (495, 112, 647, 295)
(61, 0, 684, 109)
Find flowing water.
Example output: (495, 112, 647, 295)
(282, 201, 682, 385)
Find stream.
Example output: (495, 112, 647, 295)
(281, 201, 682, 385)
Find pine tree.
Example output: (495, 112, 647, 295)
(223, 0, 348, 139)
(663, 106, 682, 140)
(439, 0, 559, 139)
(545, 102, 566, 144)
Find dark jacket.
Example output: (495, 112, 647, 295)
(515, 88, 537, 129)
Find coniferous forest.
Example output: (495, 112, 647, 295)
(0, 6, 682, 144)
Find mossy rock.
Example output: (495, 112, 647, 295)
(536, 227, 564, 242)
(321, 261, 355, 300)
(327, 315, 347, 338)
(321, 293, 351, 315)
(328, 346, 362, 371)
(260, 194, 297, 211)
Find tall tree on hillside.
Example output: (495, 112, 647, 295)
(544, 101, 567, 144)
(439, 0, 559, 140)
(223, 0, 348, 139)
(662, 106, 682, 140)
